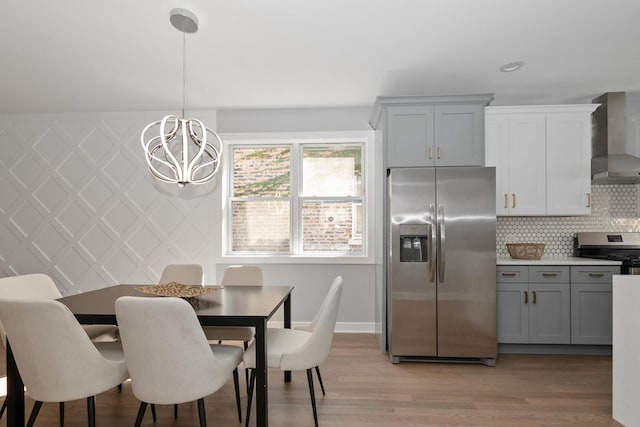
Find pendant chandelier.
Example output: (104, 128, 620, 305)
(141, 8, 222, 187)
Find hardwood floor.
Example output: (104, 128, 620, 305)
(0, 333, 622, 426)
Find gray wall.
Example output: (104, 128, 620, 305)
(0, 106, 381, 332)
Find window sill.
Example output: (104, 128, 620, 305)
(221, 253, 374, 265)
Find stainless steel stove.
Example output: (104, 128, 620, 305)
(575, 232, 640, 274)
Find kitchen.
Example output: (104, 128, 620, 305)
(2, 1, 640, 426)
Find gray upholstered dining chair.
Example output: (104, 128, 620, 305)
(243, 275, 343, 427)
(0, 298, 129, 427)
(115, 296, 244, 427)
(0, 273, 119, 422)
(159, 263, 204, 286)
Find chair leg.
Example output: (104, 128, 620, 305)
(0, 397, 6, 418)
(307, 369, 319, 427)
(150, 403, 157, 422)
(134, 402, 147, 427)
(174, 403, 178, 418)
(233, 368, 242, 423)
(245, 369, 256, 427)
(244, 340, 250, 392)
(87, 396, 96, 427)
(315, 366, 326, 396)
(117, 383, 122, 392)
(197, 397, 207, 427)
(60, 401, 65, 426)
(26, 401, 43, 427)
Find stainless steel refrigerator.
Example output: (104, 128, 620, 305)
(387, 167, 496, 364)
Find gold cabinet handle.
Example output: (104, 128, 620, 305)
(524, 291, 528, 304)
(501, 272, 517, 277)
(512, 193, 516, 209)
(437, 146, 441, 159)
(587, 193, 592, 208)
(428, 146, 433, 159)
(504, 194, 508, 209)
(588, 272, 604, 278)
(542, 273, 557, 277)
(532, 291, 537, 304)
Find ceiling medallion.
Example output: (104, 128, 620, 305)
(499, 61, 525, 73)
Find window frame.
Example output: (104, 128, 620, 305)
(221, 131, 374, 264)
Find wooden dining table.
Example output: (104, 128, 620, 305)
(5, 284, 293, 427)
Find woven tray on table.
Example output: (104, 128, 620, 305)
(506, 243, 545, 260)
(135, 282, 220, 298)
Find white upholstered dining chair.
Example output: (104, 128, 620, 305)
(115, 296, 244, 427)
(203, 265, 263, 390)
(159, 263, 204, 286)
(243, 275, 343, 427)
(0, 273, 119, 421)
(203, 265, 263, 342)
(0, 298, 129, 427)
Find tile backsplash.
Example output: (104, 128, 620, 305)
(496, 185, 640, 257)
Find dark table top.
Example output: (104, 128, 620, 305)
(57, 284, 293, 326)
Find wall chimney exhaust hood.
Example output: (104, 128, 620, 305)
(592, 92, 640, 184)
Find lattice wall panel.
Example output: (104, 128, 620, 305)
(0, 112, 218, 295)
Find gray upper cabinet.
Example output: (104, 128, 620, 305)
(370, 94, 493, 168)
(386, 105, 434, 167)
(434, 104, 484, 166)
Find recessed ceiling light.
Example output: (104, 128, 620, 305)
(499, 61, 525, 72)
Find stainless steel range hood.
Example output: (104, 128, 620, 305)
(592, 92, 640, 184)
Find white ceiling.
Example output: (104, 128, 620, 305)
(2, 0, 640, 114)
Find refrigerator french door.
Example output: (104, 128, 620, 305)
(387, 167, 496, 363)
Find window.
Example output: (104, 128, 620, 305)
(225, 134, 369, 257)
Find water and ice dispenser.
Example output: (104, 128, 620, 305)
(399, 224, 428, 262)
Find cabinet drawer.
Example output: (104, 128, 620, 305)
(530, 266, 569, 283)
(571, 266, 620, 284)
(496, 266, 528, 283)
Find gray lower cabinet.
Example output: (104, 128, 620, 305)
(498, 264, 619, 347)
(496, 266, 528, 343)
(497, 266, 571, 344)
(570, 266, 619, 345)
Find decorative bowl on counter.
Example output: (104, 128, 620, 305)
(506, 243, 546, 260)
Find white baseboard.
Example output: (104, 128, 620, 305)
(267, 321, 375, 334)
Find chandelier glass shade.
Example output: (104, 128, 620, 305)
(141, 8, 223, 186)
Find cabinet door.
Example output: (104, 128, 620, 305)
(435, 104, 483, 166)
(497, 283, 529, 343)
(386, 105, 434, 167)
(485, 114, 510, 215)
(571, 282, 612, 345)
(508, 114, 546, 215)
(546, 113, 592, 215)
(528, 283, 571, 344)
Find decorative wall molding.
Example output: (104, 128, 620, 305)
(0, 112, 220, 294)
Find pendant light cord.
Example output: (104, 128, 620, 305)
(182, 29, 187, 118)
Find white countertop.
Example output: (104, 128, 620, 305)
(497, 256, 622, 266)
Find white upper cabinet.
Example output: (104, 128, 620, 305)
(486, 113, 546, 215)
(546, 113, 593, 215)
(370, 95, 493, 168)
(485, 105, 598, 216)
